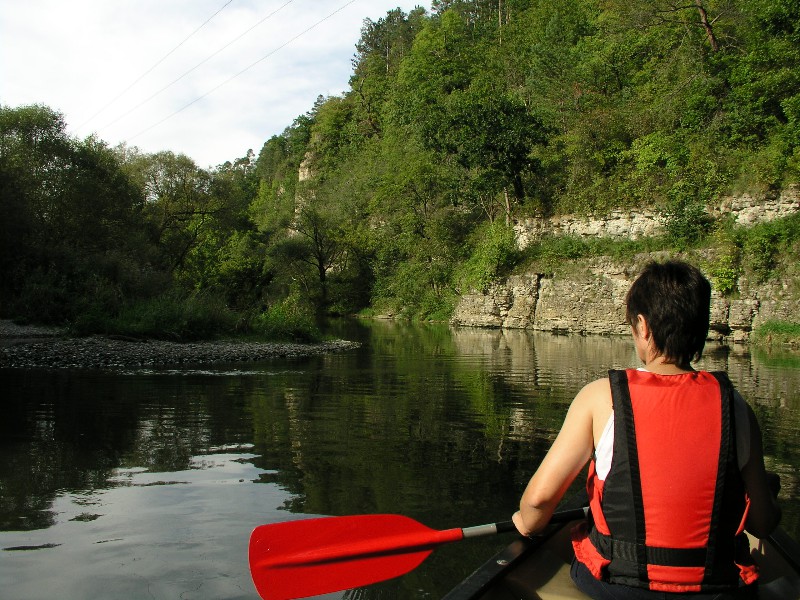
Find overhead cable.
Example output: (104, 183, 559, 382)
(97, 0, 297, 135)
(76, 0, 236, 132)
(126, 0, 357, 144)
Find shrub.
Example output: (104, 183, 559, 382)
(705, 230, 741, 296)
(743, 228, 779, 281)
(661, 181, 713, 250)
(251, 296, 321, 342)
(72, 291, 236, 341)
(707, 254, 740, 296)
(11, 268, 75, 325)
(456, 222, 519, 292)
(738, 213, 800, 281)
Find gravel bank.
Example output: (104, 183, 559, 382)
(0, 320, 359, 370)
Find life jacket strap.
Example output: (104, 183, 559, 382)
(589, 528, 707, 567)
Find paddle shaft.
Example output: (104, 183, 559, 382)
(462, 506, 589, 539)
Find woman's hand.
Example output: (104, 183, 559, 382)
(512, 510, 531, 537)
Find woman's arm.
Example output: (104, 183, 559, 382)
(740, 403, 782, 538)
(512, 379, 606, 536)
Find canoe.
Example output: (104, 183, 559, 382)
(442, 517, 800, 600)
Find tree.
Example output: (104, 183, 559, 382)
(603, 0, 738, 52)
(722, 0, 800, 148)
(390, 10, 476, 137)
(124, 151, 220, 273)
(438, 86, 548, 214)
(251, 114, 314, 238)
(305, 95, 361, 173)
(180, 152, 267, 306)
(0, 104, 74, 266)
(0, 105, 149, 322)
(283, 182, 348, 310)
(350, 7, 425, 135)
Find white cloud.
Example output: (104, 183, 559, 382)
(1, 0, 425, 168)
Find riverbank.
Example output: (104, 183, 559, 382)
(0, 320, 359, 370)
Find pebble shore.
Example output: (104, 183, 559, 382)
(0, 320, 359, 370)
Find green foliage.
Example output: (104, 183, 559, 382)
(706, 252, 740, 297)
(350, 7, 425, 135)
(374, 256, 458, 321)
(743, 228, 780, 281)
(439, 87, 548, 204)
(701, 212, 800, 295)
(456, 222, 519, 292)
(520, 235, 591, 274)
(738, 212, 800, 281)
(390, 10, 475, 136)
(9, 267, 76, 325)
(186, 230, 272, 310)
(519, 232, 671, 275)
(306, 95, 363, 171)
(71, 292, 236, 341)
(661, 182, 713, 250)
(251, 296, 321, 342)
(629, 132, 688, 176)
(0, 105, 155, 323)
(751, 320, 800, 350)
(722, 0, 800, 146)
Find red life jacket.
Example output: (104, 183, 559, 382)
(572, 369, 758, 593)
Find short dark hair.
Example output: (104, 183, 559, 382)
(625, 260, 711, 366)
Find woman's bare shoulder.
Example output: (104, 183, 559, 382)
(578, 376, 612, 398)
(572, 377, 613, 412)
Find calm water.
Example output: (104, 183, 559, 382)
(1, 320, 799, 599)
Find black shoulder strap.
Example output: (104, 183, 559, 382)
(607, 369, 649, 583)
(705, 371, 740, 583)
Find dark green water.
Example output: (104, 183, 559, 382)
(1, 320, 798, 599)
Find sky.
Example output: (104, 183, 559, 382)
(1, 0, 425, 168)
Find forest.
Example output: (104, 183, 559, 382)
(1, 0, 798, 340)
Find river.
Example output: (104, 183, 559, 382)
(1, 320, 798, 599)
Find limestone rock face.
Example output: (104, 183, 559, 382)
(451, 251, 798, 343)
(452, 258, 636, 334)
(451, 275, 541, 328)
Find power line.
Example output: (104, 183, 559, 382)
(97, 0, 297, 135)
(76, 0, 236, 132)
(125, 0, 358, 145)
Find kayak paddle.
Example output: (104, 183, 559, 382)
(249, 507, 588, 600)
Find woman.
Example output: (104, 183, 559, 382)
(512, 260, 781, 599)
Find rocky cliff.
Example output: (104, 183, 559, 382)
(452, 187, 800, 343)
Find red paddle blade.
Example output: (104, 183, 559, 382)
(249, 514, 463, 600)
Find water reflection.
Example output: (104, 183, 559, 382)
(1, 321, 798, 599)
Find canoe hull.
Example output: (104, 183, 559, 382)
(444, 521, 800, 600)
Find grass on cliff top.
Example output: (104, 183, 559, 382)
(516, 233, 672, 275)
(751, 321, 800, 350)
(516, 212, 800, 285)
